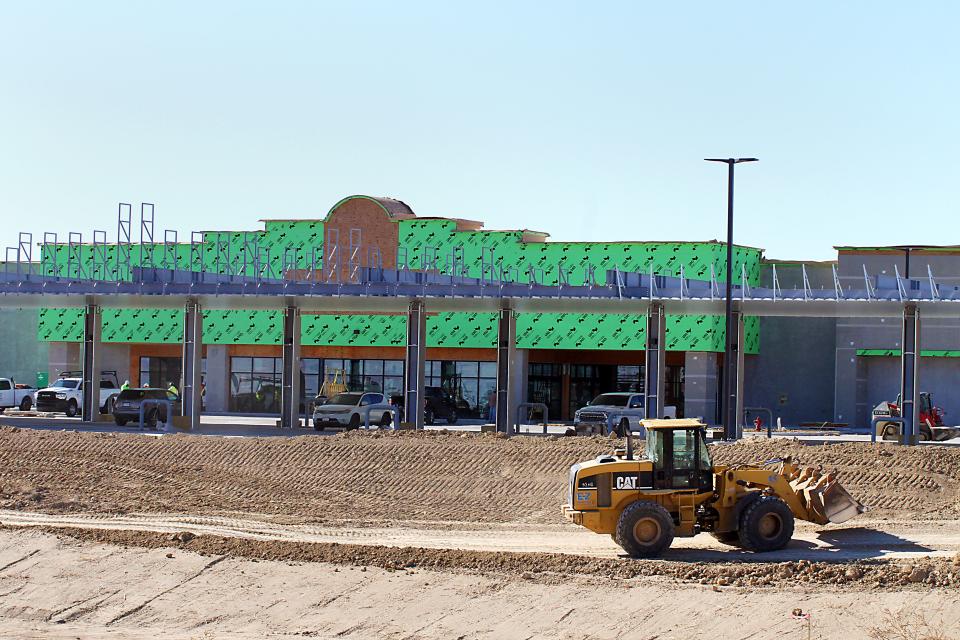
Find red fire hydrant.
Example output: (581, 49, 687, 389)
(754, 415, 763, 432)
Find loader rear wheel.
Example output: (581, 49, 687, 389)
(738, 495, 794, 552)
(710, 531, 741, 546)
(615, 500, 674, 558)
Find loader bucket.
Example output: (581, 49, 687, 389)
(803, 476, 865, 525)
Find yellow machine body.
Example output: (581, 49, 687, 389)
(563, 419, 864, 555)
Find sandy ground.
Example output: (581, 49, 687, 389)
(1, 529, 959, 640)
(1, 427, 960, 638)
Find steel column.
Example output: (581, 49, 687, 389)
(643, 303, 666, 420)
(723, 304, 746, 439)
(80, 303, 102, 420)
(403, 300, 426, 429)
(181, 300, 203, 430)
(280, 305, 302, 429)
(900, 304, 920, 445)
(495, 303, 517, 434)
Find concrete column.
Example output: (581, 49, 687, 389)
(204, 345, 229, 412)
(900, 304, 920, 445)
(643, 303, 666, 420)
(684, 352, 719, 424)
(512, 349, 529, 419)
(80, 303, 102, 421)
(495, 303, 517, 434)
(181, 300, 203, 430)
(722, 304, 746, 439)
(280, 305, 302, 429)
(403, 300, 426, 429)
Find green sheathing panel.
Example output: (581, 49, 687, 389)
(397, 219, 761, 284)
(39, 220, 326, 344)
(857, 349, 960, 357)
(37, 216, 762, 353)
(398, 219, 762, 353)
(39, 220, 325, 282)
(39, 308, 183, 343)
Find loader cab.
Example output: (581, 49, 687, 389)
(642, 420, 714, 492)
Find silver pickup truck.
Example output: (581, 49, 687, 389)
(573, 392, 677, 436)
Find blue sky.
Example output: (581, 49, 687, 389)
(1, 2, 957, 261)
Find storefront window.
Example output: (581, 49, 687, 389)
(230, 356, 282, 413)
(528, 363, 562, 421)
(424, 360, 495, 418)
(139, 357, 207, 405)
(616, 365, 644, 392)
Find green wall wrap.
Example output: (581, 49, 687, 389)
(37, 211, 762, 352)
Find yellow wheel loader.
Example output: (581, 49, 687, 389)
(562, 419, 865, 557)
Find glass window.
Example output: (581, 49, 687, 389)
(383, 376, 403, 397)
(384, 360, 403, 376)
(364, 360, 383, 375)
(697, 430, 712, 470)
(0, 380, 9, 391)
(479, 362, 497, 378)
(230, 356, 281, 413)
(478, 378, 497, 418)
(456, 361, 479, 378)
(302, 359, 320, 374)
(673, 430, 696, 470)
(253, 357, 275, 373)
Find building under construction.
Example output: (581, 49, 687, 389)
(1, 194, 958, 429)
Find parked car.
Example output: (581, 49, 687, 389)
(113, 387, 178, 427)
(0, 378, 37, 411)
(313, 391, 393, 430)
(34, 371, 121, 417)
(573, 392, 677, 436)
(389, 386, 459, 425)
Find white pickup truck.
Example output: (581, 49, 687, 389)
(0, 378, 37, 411)
(34, 371, 121, 417)
(573, 392, 677, 436)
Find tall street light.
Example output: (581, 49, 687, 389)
(705, 157, 758, 440)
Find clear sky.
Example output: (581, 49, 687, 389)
(1, 2, 957, 262)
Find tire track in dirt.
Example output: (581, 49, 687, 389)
(1, 428, 959, 526)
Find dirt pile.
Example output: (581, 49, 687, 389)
(0, 427, 957, 524)
(0, 428, 610, 523)
(35, 525, 960, 590)
(711, 439, 960, 518)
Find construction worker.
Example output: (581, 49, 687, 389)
(121, 380, 131, 391)
(167, 381, 179, 400)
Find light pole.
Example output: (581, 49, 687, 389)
(705, 157, 757, 439)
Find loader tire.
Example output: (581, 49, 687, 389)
(710, 531, 741, 546)
(615, 500, 674, 558)
(738, 495, 794, 552)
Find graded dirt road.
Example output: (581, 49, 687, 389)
(1, 427, 959, 638)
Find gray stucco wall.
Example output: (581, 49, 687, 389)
(0, 309, 48, 386)
(835, 251, 960, 427)
(745, 316, 837, 426)
(864, 356, 960, 424)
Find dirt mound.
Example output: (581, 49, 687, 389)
(0, 427, 957, 525)
(0, 428, 611, 524)
(711, 439, 960, 519)
(36, 525, 960, 591)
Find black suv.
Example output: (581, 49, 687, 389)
(113, 388, 179, 427)
(390, 386, 458, 425)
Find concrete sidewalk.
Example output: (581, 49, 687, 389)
(2, 412, 959, 445)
